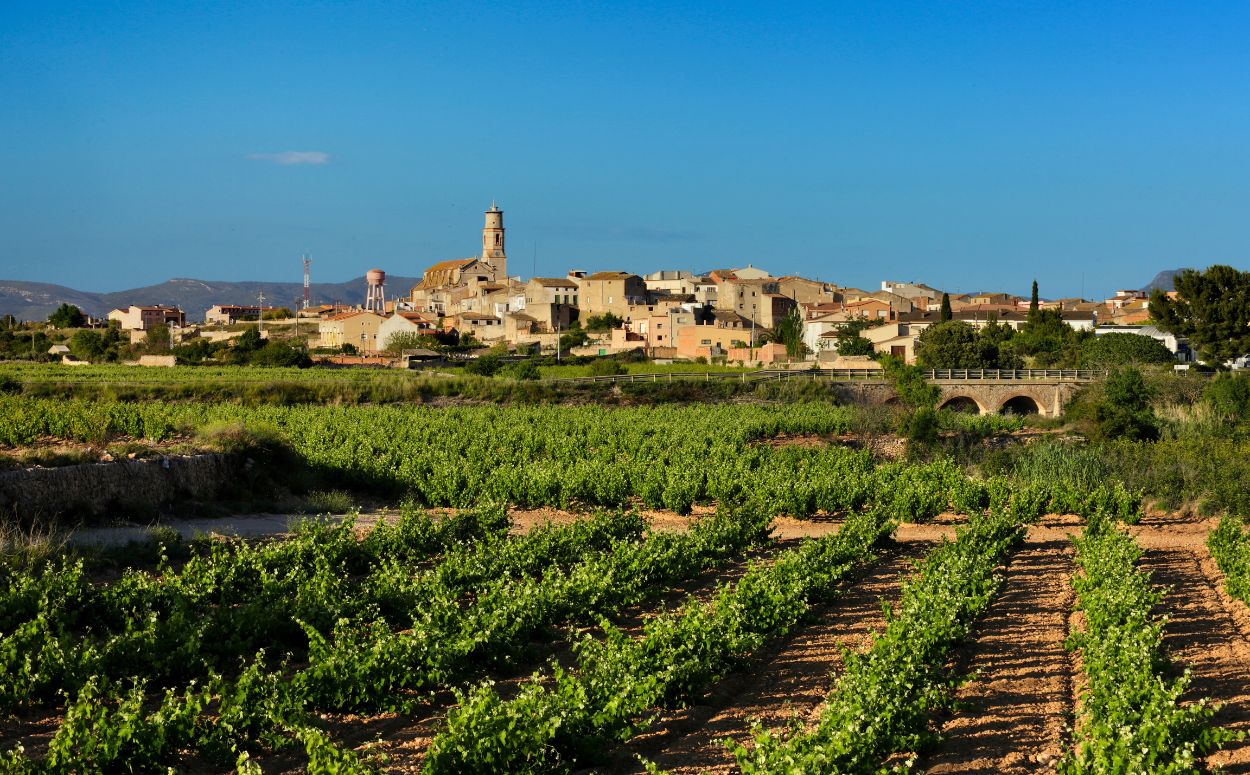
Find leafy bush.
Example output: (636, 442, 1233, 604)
(1081, 333, 1175, 368)
(584, 313, 623, 332)
(501, 361, 541, 381)
(915, 320, 1021, 370)
(1204, 374, 1250, 426)
(48, 304, 85, 329)
(587, 358, 627, 377)
(248, 341, 311, 368)
(1089, 367, 1159, 441)
(463, 355, 502, 377)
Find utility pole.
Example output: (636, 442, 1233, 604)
(750, 303, 756, 363)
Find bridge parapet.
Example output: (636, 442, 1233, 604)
(543, 367, 1100, 417)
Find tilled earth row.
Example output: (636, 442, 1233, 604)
(572, 511, 1250, 775)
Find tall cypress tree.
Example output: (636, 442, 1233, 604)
(1030, 279, 1039, 314)
(939, 293, 952, 322)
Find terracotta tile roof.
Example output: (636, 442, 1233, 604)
(325, 310, 380, 322)
(423, 258, 478, 273)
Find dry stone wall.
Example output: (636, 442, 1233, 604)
(0, 454, 244, 523)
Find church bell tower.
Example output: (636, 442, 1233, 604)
(482, 201, 506, 280)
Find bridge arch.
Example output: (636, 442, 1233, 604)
(998, 394, 1043, 416)
(938, 395, 988, 415)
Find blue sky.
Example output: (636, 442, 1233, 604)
(1, 1, 1247, 298)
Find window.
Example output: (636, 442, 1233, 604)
(495, 234, 501, 246)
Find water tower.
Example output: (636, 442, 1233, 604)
(364, 269, 386, 312)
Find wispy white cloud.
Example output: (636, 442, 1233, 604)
(247, 151, 330, 165)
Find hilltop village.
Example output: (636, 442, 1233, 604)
(20, 202, 1192, 369)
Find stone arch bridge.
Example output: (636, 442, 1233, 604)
(821, 369, 1100, 418)
(549, 368, 1103, 418)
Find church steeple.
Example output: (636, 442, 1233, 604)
(482, 201, 506, 280)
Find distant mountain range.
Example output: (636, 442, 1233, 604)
(1141, 268, 1189, 294)
(0, 276, 421, 322)
(0, 266, 1200, 322)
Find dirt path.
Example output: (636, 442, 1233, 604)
(922, 527, 1075, 774)
(62, 504, 969, 548)
(1141, 545, 1250, 774)
(605, 538, 936, 775)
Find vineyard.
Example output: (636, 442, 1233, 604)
(1, 385, 1250, 773)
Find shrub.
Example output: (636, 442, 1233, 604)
(501, 361, 541, 381)
(587, 359, 627, 377)
(464, 356, 502, 377)
(1090, 367, 1159, 441)
(306, 490, 355, 513)
(1205, 374, 1250, 425)
(1081, 333, 1175, 368)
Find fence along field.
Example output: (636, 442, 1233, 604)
(0, 387, 1247, 773)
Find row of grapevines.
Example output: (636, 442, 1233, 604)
(0, 506, 637, 711)
(294, 504, 771, 713)
(731, 497, 1038, 773)
(0, 395, 1143, 521)
(0, 665, 376, 774)
(1061, 516, 1231, 773)
(0, 396, 962, 517)
(1, 509, 767, 770)
(422, 504, 897, 773)
(1208, 514, 1250, 603)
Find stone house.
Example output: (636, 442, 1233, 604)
(714, 279, 796, 327)
(579, 272, 648, 317)
(727, 342, 791, 365)
(643, 270, 697, 296)
(108, 305, 186, 331)
(864, 323, 920, 363)
(453, 311, 505, 341)
(525, 277, 580, 307)
(204, 304, 281, 325)
(775, 276, 838, 306)
(318, 310, 384, 351)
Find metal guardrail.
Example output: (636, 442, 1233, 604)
(923, 368, 1106, 380)
(545, 368, 1109, 386)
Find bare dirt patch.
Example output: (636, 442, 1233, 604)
(1130, 510, 1219, 550)
(923, 531, 1075, 773)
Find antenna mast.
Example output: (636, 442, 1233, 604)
(302, 254, 312, 310)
